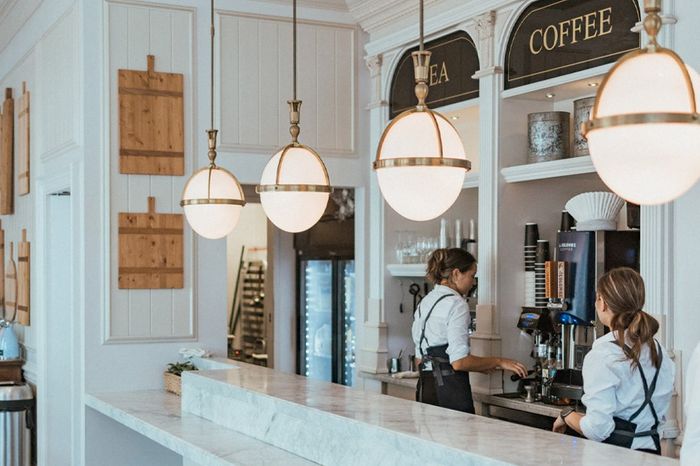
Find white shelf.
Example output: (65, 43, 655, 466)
(387, 264, 426, 278)
(462, 172, 479, 189)
(501, 156, 596, 183)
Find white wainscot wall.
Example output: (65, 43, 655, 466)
(218, 13, 355, 156)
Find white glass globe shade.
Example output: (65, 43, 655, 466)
(259, 146, 330, 233)
(182, 167, 244, 239)
(587, 53, 700, 205)
(376, 112, 468, 221)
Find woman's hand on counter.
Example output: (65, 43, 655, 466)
(552, 415, 568, 434)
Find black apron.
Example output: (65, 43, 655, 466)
(601, 340, 663, 455)
(415, 294, 475, 414)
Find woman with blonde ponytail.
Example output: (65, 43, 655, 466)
(413, 248, 527, 414)
(552, 268, 675, 454)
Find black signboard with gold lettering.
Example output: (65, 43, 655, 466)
(390, 31, 479, 119)
(504, 0, 640, 90)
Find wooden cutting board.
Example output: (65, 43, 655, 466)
(17, 229, 29, 326)
(118, 196, 184, 289)
(0, 221, 4, 314)
(4, 242, 16, 322)
(0, 88, 13, 215)
(118, 55, 184, 176)
(17, 83, 29, 196)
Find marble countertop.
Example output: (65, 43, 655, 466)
(182, 363, 678, 466)
(85, 390, 315, 466)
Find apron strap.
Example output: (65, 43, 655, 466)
(418, 294, 452, 360)
(610, 339, 664, 452)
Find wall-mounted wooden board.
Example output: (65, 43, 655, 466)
(0, 221, 4, 313)
(17, 229, 29, 326)
(0, 88, 13, 215)
(118, 55, 184, 175)
(17, 83, 29, 196)
(4, 242, 16, 322)
(118, 196, 183, 289)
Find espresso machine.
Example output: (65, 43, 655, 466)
(517, 229, 639, 404)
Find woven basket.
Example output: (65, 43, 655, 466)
(163, 372, 182, 396)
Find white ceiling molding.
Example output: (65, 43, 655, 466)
(259, 0, 349, 12)
(0, 0, 42, 55)
(358, 0, 521, 57)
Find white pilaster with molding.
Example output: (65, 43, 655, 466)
(358, 54, 389, 374)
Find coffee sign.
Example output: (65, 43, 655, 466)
(504, 0, 641, 90)
(390, 31, 479, 119)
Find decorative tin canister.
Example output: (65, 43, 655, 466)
(527, 111, 570, 164)
(573, 97, 595, 157)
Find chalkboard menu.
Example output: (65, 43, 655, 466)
(390, 31, 480, 119)
(504, 0, 641, 90)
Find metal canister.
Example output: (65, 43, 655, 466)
(527, 111, 570, 163)
(573, 97, 596, 157)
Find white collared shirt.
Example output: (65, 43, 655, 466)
(411, 285, 470, 365)
(580, 331, 675, 451)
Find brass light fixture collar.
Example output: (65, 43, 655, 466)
(207, 129, 218, 167)
(288, 100, 301, 143)
(412, 50, 431, 110)
(582, 0, 700, 138)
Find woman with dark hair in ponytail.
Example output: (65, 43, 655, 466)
(412, 248, 527, 414)
(552, 267, 675, 455)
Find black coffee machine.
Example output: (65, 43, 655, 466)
(517, 229, 639, 404)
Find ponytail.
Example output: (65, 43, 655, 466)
(599, 267, 661, 369)
(426, 248, 476, 285)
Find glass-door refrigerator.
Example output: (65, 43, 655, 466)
(298, 258, 355, 386)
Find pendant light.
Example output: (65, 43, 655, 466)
(181, 0, 246, 239)
(583, 0, 700, 205)
(256, 0, 332, 233)
(373, 0, 470, 222)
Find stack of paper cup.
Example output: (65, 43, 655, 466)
(535, 240, 550, 307)
(524, 223, 538, 307)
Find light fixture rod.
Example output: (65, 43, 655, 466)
(210, 0, 215, 131)
(419, 0, 424, 51)
(293, 0, 297, 101)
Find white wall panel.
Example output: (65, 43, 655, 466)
(219, 13, 355, 155)
(107, 2, 195, 341)
(37, 4, 79, 161)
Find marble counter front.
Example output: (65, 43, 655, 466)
(181, 362, 677, 466)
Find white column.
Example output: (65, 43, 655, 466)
(469, 11, 503, 394)
(357, 54, 389, 374)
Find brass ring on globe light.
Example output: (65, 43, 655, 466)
(256, 184, 332, 193)
(373, 107, 471, 172)
(373, 157, 471, 170)
(180, 198, 246, 206)
(255, 142, 333, 194)
(582, 47, 700, 137)
(180, 165, 247, 208)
